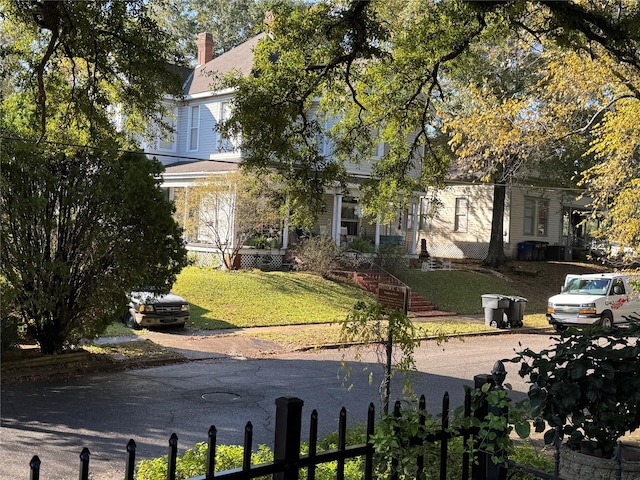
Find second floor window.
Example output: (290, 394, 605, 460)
(188, 105, 200, 151)
(524, 198, 549, 236)
(158, 110, 176, 151)
(454, 197, 468, 232)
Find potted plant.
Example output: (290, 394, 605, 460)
(511, 318, 640, 475)
(252, 234, 271, 250)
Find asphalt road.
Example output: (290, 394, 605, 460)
(0, 332, 555, 480)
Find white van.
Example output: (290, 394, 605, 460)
(547, 273, 639, 331)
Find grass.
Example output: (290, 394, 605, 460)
(169, 262, 605, 333)
(102, 322, 135, 337)
(172, 266, 374, 329)
(93, 261, 604, 352)
(84, 339, 182, 360)
(398, 269, 524, 314)
(243, 321, 491, 347)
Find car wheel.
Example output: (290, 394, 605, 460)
(489, 320, 498, 328)
(123, 312, 139, 330)
(553, 324, 567, 332)
(600, 312, 614, 330)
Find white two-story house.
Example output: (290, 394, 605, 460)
(145, 33, 594, 268)
(146, 32, 424, 269)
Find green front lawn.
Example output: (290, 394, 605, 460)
(167, 266, 550, 334)
(397, 269, 524, 315)
(172, 267, 374, 330)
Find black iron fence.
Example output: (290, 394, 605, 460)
(26, 362, 579, 480)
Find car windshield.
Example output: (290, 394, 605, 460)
(562, 278, 611, 295)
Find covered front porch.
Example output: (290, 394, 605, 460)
(161, 161, 421, 269)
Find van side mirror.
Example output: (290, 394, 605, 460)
(613, 285, 624, 295)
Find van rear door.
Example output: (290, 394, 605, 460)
(608, 277, 632, 324)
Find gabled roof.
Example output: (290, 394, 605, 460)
(183, 33, 267, 96)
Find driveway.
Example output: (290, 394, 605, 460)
(1, 329, 553, 480)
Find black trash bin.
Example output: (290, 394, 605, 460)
(504, 296, 527, 328)
(481, 294, 510, 328)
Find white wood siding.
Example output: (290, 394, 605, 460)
(418, 184, 495, 259)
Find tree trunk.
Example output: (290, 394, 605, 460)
(31, 316, 67, 354)
(483, 181, 508, 268)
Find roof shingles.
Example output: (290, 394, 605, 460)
(182, 33, 266, 95)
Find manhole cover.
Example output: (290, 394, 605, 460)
(201, 391, 242, 403)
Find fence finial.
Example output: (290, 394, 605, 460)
(79, 448, 90, 480)
(29, 455, 41, 480)
(491, 360, 506, 389)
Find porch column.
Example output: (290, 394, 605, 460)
(333, 194, 343, 245)
(411, 202, 418, 255)
(374, 217, 381, 252)
(282, 211, 289, 249)
(183, 187, 189, 241)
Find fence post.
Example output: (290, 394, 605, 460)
(471, 361, 508, 480)
(78, 447, 90, 480)
(206, 426, 217, 479)
(30, 455, 41, 480)
(489, 361, 508, 480)
(125, 439, 136, 480)
(273, 397, 304, 480)
(167, 433, 178, 480)
(471, 373, 493, 480)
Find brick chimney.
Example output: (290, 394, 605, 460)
(196, 32, 214, 66)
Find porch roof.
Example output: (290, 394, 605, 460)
(161, 160, 238, 187)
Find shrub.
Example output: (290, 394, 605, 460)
(291, 236, 340, 278)
(136, 443, 273, 480)
(348, 237, 375, 253)
(511, 321, 640, 458)
(0, 278, 23, 353)
(251, 234, 271, 249)
(375, 242, 409, 274)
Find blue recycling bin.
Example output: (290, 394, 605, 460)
(517, 242, 534, 261)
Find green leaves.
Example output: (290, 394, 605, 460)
(510, 322, 640, 457)
(1, 139, 187, 353)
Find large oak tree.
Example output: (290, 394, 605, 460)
(1, 0, 188, 353)
(217, 0, 640, 265)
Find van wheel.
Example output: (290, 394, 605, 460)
(124, 312, 139, 330)
(600, 312, 613, 330)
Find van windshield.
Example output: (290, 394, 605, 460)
(562, 278, 611, 295)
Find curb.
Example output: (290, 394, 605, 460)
(290, 325, 553, 352)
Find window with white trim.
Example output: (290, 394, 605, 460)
(371, 127, 384, 158)
(524, 198, 549, 236)
(454, 197, 468, 232)
(158, 109, 177, 151)
(218, 101, 238, 152)
(315, 120, 328, 156)
(419, 197, 432, 231)
(188, 105, 200, 151)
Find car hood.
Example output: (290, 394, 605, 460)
(548, 293, 602, 304)
(130, 291, 187, 304)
